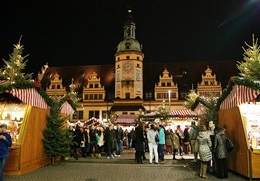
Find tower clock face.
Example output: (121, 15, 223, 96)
(123, 62, 133, 73)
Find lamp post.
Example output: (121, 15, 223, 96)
(106, 100, 109, 122)
(168, 90, 171, 112)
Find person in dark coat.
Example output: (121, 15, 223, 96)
(207, 120, 219, 173)
(72, 124, 81, 160)
(183, 127, 190, 154)
(104, 124, 116, 159)
(214, 127, 234, 179)
(134, 122, 144, 164)
(115, 124, 124, 157)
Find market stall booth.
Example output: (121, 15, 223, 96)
(1, 88, 50, 175)
(218, 84, 260, 178)
(140, 109, 198, 131)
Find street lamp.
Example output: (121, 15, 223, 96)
(168, 90, 171, 112)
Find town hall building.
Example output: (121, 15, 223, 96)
(38, 10, 238, 124)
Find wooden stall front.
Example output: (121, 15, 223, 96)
(218, 85, 260, 179)
(3, 105, 50, 175)
(0, 88, 52, 175)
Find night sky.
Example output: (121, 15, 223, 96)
(0, 0, 259, 77)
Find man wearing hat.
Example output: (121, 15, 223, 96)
(0, 123, 12, 181)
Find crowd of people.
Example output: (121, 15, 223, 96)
(0, 118, 234, 180)
(68, 120, 234, 179)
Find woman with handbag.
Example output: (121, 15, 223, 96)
(213, 127, 234, 179)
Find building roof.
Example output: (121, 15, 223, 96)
(39, 60, 239, 99)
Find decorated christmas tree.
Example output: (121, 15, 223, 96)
(183, 89, 198, 109)
(0, 36, 33, 84)
(42, 100, 72, 159)
(237, 34, 260, 80)
(68, 78, 80, 104)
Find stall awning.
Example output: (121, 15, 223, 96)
(11, 88, 49, 109)
(110, 105, 145, 112)
(0, 80, 9, 86)
(220, 85, 259, 110)
(169, 109, 197, 117)
(114, 114, 136, 124)
(85, 117, 102, 126)
(60, 101, 75, 115)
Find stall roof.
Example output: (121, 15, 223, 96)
(60, 101, 75, 115)
(110, 105, 145, 112)
(169, 109, 197, 116)
(114, 114, 136, 124)
(220, 85, 259, 110)
(11, 88, 49, 109)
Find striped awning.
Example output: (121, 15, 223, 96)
(60, 101, 75, 115)
(11, 88, 49, 109)
(85, 117, 102, 126)
(220, 85, 259, 110)
(0, 80, 10, 86)
(169, 109, 197, 117)
(114, 114, 136, 124)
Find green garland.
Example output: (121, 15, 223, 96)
(0, 81, 34, 92)
(191, 76, 260, 111)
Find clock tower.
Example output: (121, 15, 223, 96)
(115, 10, 144, 99)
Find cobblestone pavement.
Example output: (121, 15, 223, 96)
(4, 149, 255, 181)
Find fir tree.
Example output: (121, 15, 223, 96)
(0, 36, 33, 83)
(42, 100, 72, 159)
(183, 89, 198, 109)
(237, 34, 260, 80)
(68, 78, 80, 104)
(199, 93, 219, 126)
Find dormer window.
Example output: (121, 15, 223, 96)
(125, 42, 131, 49)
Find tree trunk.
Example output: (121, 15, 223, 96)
(50, 157, 55, 164)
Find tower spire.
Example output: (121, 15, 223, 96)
(124, 9, 135, 39)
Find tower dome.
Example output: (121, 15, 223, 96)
(116, 10, 142, 53)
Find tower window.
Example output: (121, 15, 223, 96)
(125, 43, 131, 49)
(117, 57, 120, 61)
(137, 56, 140, 60)
(126, 56, 130, 59)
